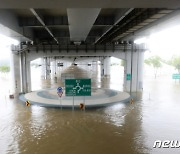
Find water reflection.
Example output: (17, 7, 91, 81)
(104, 104, 126, 127)
(142, 77, 180, 154)
(0, 98, 147, 154)
(0, 98, 22, 154)
(0, 64, 145, 154)
(31, 63, 124, 91)
(1, 64, 180, 153)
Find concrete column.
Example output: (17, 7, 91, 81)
(97, 61, 101, 79)
(56, 59, 59, 78)
(124, 49, 131, 92)
(20, 52, 32, 93)
(41, 57, 46, 79)
(54, 57, 57, 76)
(45, 57, 51, 80)
(100, 60, 104, 76)
(124, 43, 144, 93)
(51, 58, 58, 83)
(131, 47, 138, 92)
(136, 45, 144, 91)
(26, 61, 31, 92)
(20, 52, 24, 93)
(104, 57, 111, 77)
(51, 58, 55, 79)
(10, 50, 21, 96)
(92, 61, 97, 75)
(45, 57, 48, 79)
(20, 52, 27, 93)
(42, 57, 51, 80)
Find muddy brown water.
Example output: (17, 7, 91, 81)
(1, 70, 180, 154)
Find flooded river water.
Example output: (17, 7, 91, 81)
(0, 67, 180, 154)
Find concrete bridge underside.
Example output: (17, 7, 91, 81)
(0, 5, 180, 98)
(10, 43, 145, 96)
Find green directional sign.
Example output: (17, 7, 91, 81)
(172, 74, 180, 79)
(65, 79, 91, 96)
(126, 74, 131, 80)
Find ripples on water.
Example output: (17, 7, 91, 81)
(0, 96, 148, 154)
(1, 73, 180, 154)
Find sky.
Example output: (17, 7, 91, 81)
(0, 34, 19, 65)
(142, 25, 180, 60)
(0, 45, 11, 65)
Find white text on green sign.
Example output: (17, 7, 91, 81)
(172, 74, 180, 79)
(65, 79, 91, 96)
(126, 74, 131, 80)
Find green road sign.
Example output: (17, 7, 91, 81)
(65, 79, 91, 96)
(172, 74, 180, 79)
(126, 74, 131, 80)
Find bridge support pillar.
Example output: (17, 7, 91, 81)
(10, 49, 21, 96)
(104, 57, 111, 78)
(51, 58, 57, 81)
(20, 51, 31, 93)
(100, 57, 111, 78)
(124, 43, 144, 93)
(45, 57, 51, 80)
(41, 57, 51, 80)
(10, 45, 32, 95)
(41, 57, 46, 79)
(100, 59, 104, 76)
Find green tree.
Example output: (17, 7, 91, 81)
(121, 60, 125, 67)
(169, 56, 180, 73)
(144, 56, 162, 78)
(0, 65, 10, 73)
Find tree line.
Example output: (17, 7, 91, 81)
(0, 65, 10, 73)
(144, 55, 180, 78)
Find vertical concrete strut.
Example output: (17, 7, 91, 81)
(22, 52, 28, 93)
(130, 43, 133, 94)
(104, 57, 111, 78)
(10, 47, 21, 96)
(124, 43, 144, 93)
(26, 60, 31, 92)
(20, 52, 24, 93)
(44, 57, 51, 80)
(20, 52, 26, 93)
(100, 57, 104, 76)
(19, 50, 32, 93)
(51, 59, 55, 79)
(137, 44, 144, 91)
(45, 57, 48, 79)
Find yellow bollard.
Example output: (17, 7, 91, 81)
(25, 101, 31, 106)
(80, 103, 84, 110)
(130, 98, 134, 104)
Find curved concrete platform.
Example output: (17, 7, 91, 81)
(19, 88, 130, 109)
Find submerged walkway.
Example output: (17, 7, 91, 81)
(19, 88, 130, 108)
